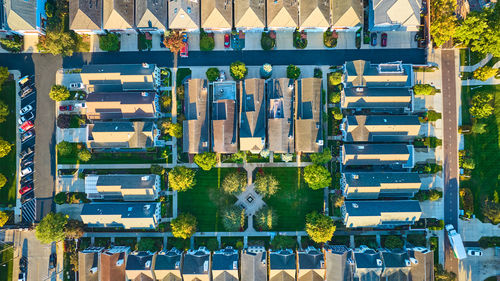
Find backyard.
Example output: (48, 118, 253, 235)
(0, 80, 17, 206)
(460, 85, 500, 220)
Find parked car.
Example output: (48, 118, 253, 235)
(224, 34, 230, 48)
(19, 105, 33, 115)
(381, 33, 387, 47)
(219, 70, 226, 81)
(20, 167, 33, 177)
(181, 32, 188, 42)
(18, 272, 26, 281)
(21, 157, 33, 168)
(370, 33, 377, 46)
(69, 82, 84, 90)
(20, 175, 33, 185)
(21, 130, 35, 142)
(19, 147, 34, 159)
(19, 121, 34, 132)
(59, 105, 73, 111)
(19, 87, 34, 98)
(467, 249, 483, 256)
(355, 30, 361, 49)
(180, 43, 188, 58)
(18, 75, 34, 87)
(19, 185, 33, 195)
(19, 256, 27, 272)
(74, 103, 86, 108)
(18, 112, 34, 125)
(49, 253, 57, 270)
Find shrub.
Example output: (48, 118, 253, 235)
(271, 235, 296, 249)
(254, 206, 277, 230)
(0, 35, 23, 53)
(328, 72, 342, 86)
(261, 32, 275, 50)
(0, 138, 13, 158)
(200, 32, 215, 51)
(293, 29, 307, 49)
(482, 200, 500, 224)
(473, 66, 497, 81)
(469, 92, 494, 119)
(150, 164, 165, 175)
(254, 172, 279, 197)
(323, 29, 338, 48)
(78, 149, 91, 162)
(303, 165, 332, 190)
(426, 110, 442, 122)
(230, 61, 248, 80)
(478, 236, 500, 248)
(0, 173, 6, 188)
(54, 192, 67, 204)
(222, 206, 245, 231)
(222, 171, 247, 195)
(332, 107, 343, 120)
(57, 141, 74, 156)
(287, 64, 301, 80)
(169, 166, 196, 191)
(194, 152, 217, 171)
(329, 91, 341, 104)
(49, 85, 70, 101)
(0, 211, 9, 227)
(137, 238, 159, 252)
(99, 32, 120, 52)
(384, 235, 404, 249)
(413, 84, 437, 95)
(206, 67, 220, 82)
(314, 68, 323, 78)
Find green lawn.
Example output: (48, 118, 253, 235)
(0, 244, 13, 281)
(0, 80, 17, 206)
(258, 167, 324, 231)
(461, 85, 500, 220)
(177, 168, 239, 232)
(58, 146, 167, 165)
(459, 49, 485, 66)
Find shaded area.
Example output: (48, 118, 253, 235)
(0, 80, 18, 206)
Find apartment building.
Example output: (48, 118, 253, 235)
(84, 174, 160, 201)
(342, 200, 422, 228)
(341, 172, 422, 199)
(341, 143, 414, 168)
(80, 202, 161, 229)
(85, 91, 158, 120)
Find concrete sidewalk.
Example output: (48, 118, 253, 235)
(459, 218, 500, 242)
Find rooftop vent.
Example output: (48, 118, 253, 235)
(357, 145, 365, 149)
(352, 174, 359, 179)
(233, 261, 238, 269)
(144, 205, 151, 210)
(203, 261, 209, 272)
(116, 259, 124, 266)
(141, 176, 149, 181)
(202, 141, 208, 147)
(356, 88, 364, 92)
(127, 207, 133, 212)
(175, 261, 180, 269)
(145, 260, 151, 268)
(405, 259, 411, 266)
(352, 203, 359, 208)
(376, 259, 383, 266)
(142, 63, 149, 68)
(141, 92, 149, 97)
(89, 267, 97, 274)
(383, 118, 387, 122)
(410, 257, 418, 265)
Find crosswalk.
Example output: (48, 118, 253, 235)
(21, 198, 36, 224)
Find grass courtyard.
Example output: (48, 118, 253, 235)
(0, 80, 17, 207)
(461, 85, 500, 220)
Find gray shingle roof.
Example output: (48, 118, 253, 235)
(268, 78, 294, 154)
(182, 248, 210, 276)
(126, 251, 155, 271)
(344, 143, 409, 154)
(212, 247, 239, 271)
(331, 0, 363, 27)
(370, 0, 421, 31)
(5, 0, 38, 30)
(298, 247, 324, 270)
(344, 172, 421, 188)
(342, 144, 413, 166)
(343, 115, 420, 142)
(240, 79, 266, 152)
(270, 249, 296, 270)
(241, 248, 267, 281)
(102, 0, 135, 29)
(324, 246, 353, 281)
(136, 0, 168, 30)
(408, 248, 434, 281)
(69, 0, 102, 30)
(154, 248, 182, 271)
(82, 64, 156, 76)
(183, 79, 210, 154)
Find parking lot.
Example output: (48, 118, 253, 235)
(459, 248, 500, 281)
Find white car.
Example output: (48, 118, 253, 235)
(69, 82, 84, 90)
(19, 105, 33, 115)
(20, 167, 32, 177)
(219, 70, 226, 81)
(467, 249, 483, 256)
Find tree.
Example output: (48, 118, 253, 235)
(160, 94, 172, 111)
(57, 114, 71, 128)
(0, 138, 12, 158)
(482, 200, 500, 224)
(206, 67, 220, 82)
(99, 32, 120, 51)
(426, 110, 442, 122)
(328, 72, 342, 86)
(230, 61, 248, 80)
(305, 211, 335, 244)
(57, 141, 74, 156)
(200, 32, 215, 51)
(0, 173, 6, 188)
(469, 93, 494, 119)
(0, 100, 8, 123)
(310, 148, 332, 165)
(255, 206, 277, 230)
(331, 107, 343, 120)
(0, 211, 8, 227)
(150, 164, 166, 175)
(0, 67, 9, 90)
(430, 0, 457, 47)
(194, 152, 217, 171)
(167, 123, 183, 138)
(164, 31, 184, 54)
(49, 85, 70, 101)
(435, 264, 457, 281)
(254, 172, 279, 197)
(328, 91, 341, 104)
(454, 12, 489, 46)
(473, 66, 498, 81)
(471, 122, 487, 134)
(303, 165, 331, 190)
(38, 30, 77, 56)
(54, 192, 68, 204)
(222, 205, 245, 231)
(78, 149, 92, 162)
(64, 219, 84, 239)
(384, 235, 404, 249)
(171, 213, 197, 239)
(468, 6, 500, 57)
(168, 166, 196, 191)
(286, 64, 301, 80)
(35, 212, 68, 244)
(221, 171, 247, 195)
(413, 84, 437, 96)
(0, 37, 23, 53)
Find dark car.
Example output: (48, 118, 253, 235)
(355, 30, 361, 49)
(381, 33, 387, 47)
(19, 87, 34, 98)
(370, 33, 377, 46)
(19, 147, 34, 159)
(20, 175, 33, 185)
(49, 253, 57, 270)
(21, 130, 35, 143)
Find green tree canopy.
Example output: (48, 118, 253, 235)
(483, 199, 500, 224)
(78, 149, 92, 162)
(137, 238, 159, 252)
(0, 100, 9, 123)
(332, 107, 343, 120)
(384, 235, 404, 249)
(0, 138, 13, 158)
(328, 91, 341, 104)
(254, 206, 278, 231)
(222, 205, 245, 231)
(0, 211, 9, 227)
(169, 166, 196, 191)
(287, 64, 301, 80)
(473, 66, 498, 81)
(49, 85, 70, 101)
(310, 148, 332, 165)
(57, 141, 74, 156)
(471, 122, 487, 134)
(0, 173, 7, 188)
(167, 123, 183, 138)
(305, 211, 336, 243)
(38, 30, 77, 56)
(64, 219, 84, 240)
(99, 32, 120, 52)
(454, 12, 489, 46)
(413, 84, 437, 95)
(270, 235, 296, 249)
(230, 61, 248, 80)
(206, 67, 220, 82)
(221, 171, 247, 195)
(430, 0, 457, 46)
(200, 33, 215, 51)
(467, 6, 500, 57)
(469, 92, 494, 119)
(35, 212, 68, 244)
(303, 165, 331, 190)
(0, 67, 9, 90)
(254, 172, 279, 197)
(194, 152, 217, 171)
(171, 213, 197, 239)
(328, 72, 342, 86)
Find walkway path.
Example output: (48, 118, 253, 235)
(459, 53, 493, 72)
(461, 77, 500, 85)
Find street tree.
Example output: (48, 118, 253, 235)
(254, 172, 279, 197)
(469, 93, 494, 119)
(0, 138, 12, 158)
(305, 211, 336, 243)
(230, 61, 248, 80)
(287, 64, 301, 80)
(168, 166, 196, 191)
(0, 211, 8, 227)
(164, 31, 184, 54)
(38, 30, 77, 56)
(206, 67, 220, 82)
(254, 206, 278, 231)
(0, 173, 7, 188)
(303, 165, 331, 190)
(454, 12, 488, 46)
(413, 84, 437, 95)
(0, 67, 9, 90)
(221, 171, 247, 195)
(0, 100, 8, 123)
(49, 85, 70, 101)
(193, 152, 217, 171)
(473, 66, 498, 81)
(35, 212, 68, 244)
(329, 91, 341, 104)
(469, 6, 500, 57)
(310, 148, 332, 165)
(430, 0, 457, 47)
(222, 205, 245, 231)
(171, 213, 197, 239)
(57, 141, 74, 156)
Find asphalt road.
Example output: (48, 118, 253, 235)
(441, 49, 459, 274)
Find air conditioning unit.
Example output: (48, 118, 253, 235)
(145, 260, 151, 268)
(376, 259, 383, 266)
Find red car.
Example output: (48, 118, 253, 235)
(381, 33, 388, 47)
(59, 105, 73, 111)
(224, 34, 230, 48)
(20, 120, 34, 132)
(180, 43, 188, 58)
(19, 185, 33, 195)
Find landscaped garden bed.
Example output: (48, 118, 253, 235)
(293, 29, 307, 49)
(407, 233, 427, 247)
(330, 235, 350, 246)
(0, 34, 23, 53)
(138, 32, 153, 50)
(261, 31, 276, 50)
(167, 237, 190, 251)
(247, 236, 270, 248)
(323, 29, 338, 48)
(221, 237, 244, 249)
(114, 237, 138, 249)
(354, 235, 378, 248)
(195, 237, 219, 251)
(0, 80, 17, 207)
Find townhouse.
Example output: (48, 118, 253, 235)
(341, 143, 414, 168)
(341, 115, 421, 143)
(86, 121, 158, 150)
(182, 247, 211, 281)
(84, 174, 161, 201)
(295, 77, 323, 153)
(79, 247, 104, 281)
(369, 0, 421, 31)
(153, 248, 183, 280)
(241, 246, 267, 281)
(212, 81, 238, 154)
(297, 247, 326, 281)
(239, 78, 266, 153)
(3, 0, 47, 34)
(341, 172, 422, 199)
(212, 247, 239, 281)
(183, 78, 210, 154)
(100, 246, 130, 281)
(269, 249, 296, 281)
(201, 0, 232, 31)
(80, 202, 161, 229)
(125, 251, 156, 281)
(267, 78, 295, 154)
(342, 200, 422, 228)
(85, 91, 159, 120)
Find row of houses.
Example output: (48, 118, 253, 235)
(79, 245, 434, 281)
(1, 0, 421, 35)
(183, 77, 323, 155)
(337, 60, 425, 229)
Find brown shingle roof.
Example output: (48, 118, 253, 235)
(234, 0, 265, 28)
(100, 250, 127, 281)
(240, 78, 266, 153)
(136, 0, 168, 30)
(267, 0, 299, 28)
(168, 0, 199, 30)
(86, 91, 157, 120)
(213, 100, 238, 154)
(331, 0, 363, 27)
(69, 0, 102, 30)
(268, 78, 294, 153)
(103, 0, 134, 29)
(299, 0, 330, 29)
(201, 0, 232, 29)
(183, 79, 210, 154)
(295, 78, 322, 153)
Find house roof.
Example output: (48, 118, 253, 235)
(81, 63, 157, 91)
(344, 200, 422, 217)
(85, 174, 158, 201)
(168, 0, 199, 30)
(353, 249, 383, 269)
(82, 202, 159, 218)
(88, 121, 155, 149)
(154, 248, 182, 270)
(342, 87, 413, 109)
(344, 172, 421, 188)
(234, 0, 265, 28)
(241, 248, 267, 281)
(86, 91, 157, 120)
(370, 0, 421, 31)
(268, 78, 294, 154)
(270, 249, 296, 270)
(100, 246, 130, 281)
(182, 248, 210, 276)
(183, 79, 210, 154)
(79, 247, 104, 281)
(381, 249, 411, 280)
(344, 60, 412, 87)
(298, 247, 324, 270)
(342, 144, 413, 166)
(295, 78, 322, 153)
(324, 245, 354, 281)
(267, 0, 299, 28)
(342, 172, 421, 199)
(213, 247, 239, 271)
(103, 0, 134, 29)
(136, 0, 168, 30)
(69, 0, 102, 30)
(126, 251, 155, 280)
(408, 248, 434, 281)
(5, 0, 39, 31)
(212, 82, 237, 153)
(343, 115, 420, 142)
(299, 0, 330, 29)
(82, 64, 157, 76)
(240, 78, 266, 153)
(270, 271, 295, 281)
(331, 0, 362, 27)
(201, 0, 232, 29)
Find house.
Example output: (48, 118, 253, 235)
(295, 78, 323, 153)
(84, 174, 160, 201)
(369, 0, 421, 32)
(323, 245, 354, 281)
(341, 172, 422, 199)
(234, 0, 265, 29)
(80, 63, 161, 92)
(69, 0, 102, 33)
(212, 247, 239, 281)
(297, 247, 325, 281)
(125, 251, 156, 281)
(168, 0, 199, 31)
(380, 249, 411, 280)
(352, 247, 384, 280)
(240, 78, 266, 153)
(212, 81, 238, 154)
(342, 200, 422, 228)
(267, 0, 299, 29)
(341, 87, 414, 113)
(86, 121, 158, 149)
(201, 0, 232, 31)
(267, 78, 294, 154)
(136, 0, 168, 32)
(331, 0, 363, 29)
(153, 248, 183, 281)
(102, 0, 134, 30)
(341, 144, 414, 168)
(269, 249, 296, 281)
(182, 247, 211, 281)
(85, 91, 158, 120)
(100, 246, 130, 281)
(4, 0, 46, 34)
(343, 60, 413, 88)
(408, 247, 434, 281)
(299, 0, 330, 30)
(341, 115, 421, 142)
(241, 246, 267, 281)
(80, 202, 160, 229)
(183, 79, 210, 154)
(79, 247, 104, 281)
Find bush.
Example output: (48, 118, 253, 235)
(221, 171, 247, 195)
(413, 84, 437, 95)
(469, 92, 494, 119)
(287, 64, 301, 80)
(293, 29, 307, 49)
(230, 61, 248, 80)
(478, 236, 500, 248)
(78, 149, 92, 162)
(0, 138, 13, 158)
(328, 91, 341, 104)
(414, 189, 442, 202)
(57, 141, 74, 156)
(54, 192, 67, 204)
(57, 114, 71, 128)
(206, 68, 220, 82)
(314, 68, 323, 78)
(332, 107, 343, 120)
(200, 32, 215, 51)
(137, 238, 160, 252)
(323, 29, 338, 48)
(0, 173, 6, 188)
(49, 85, 70, 101)
(261, 32, 275, 50)
(254, 206, 277, 230)
(482, 200, 500, 224)
(310, 148, 332, 165)
(271, 235, 296, 249)
(328, 72, 342, 86)
(0, 35, 23, 53)
(428, 219, 444, 230)
(150, 164, 165, 175)
(194, 152, 217, 171)
(99, 32, 120, 52)
(426, 110, 442, 122)
(254, 172, 279, 197)
(473, 66, 497, 81)
(222, 205, 245, 231)
(383, 235, 404, 249)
